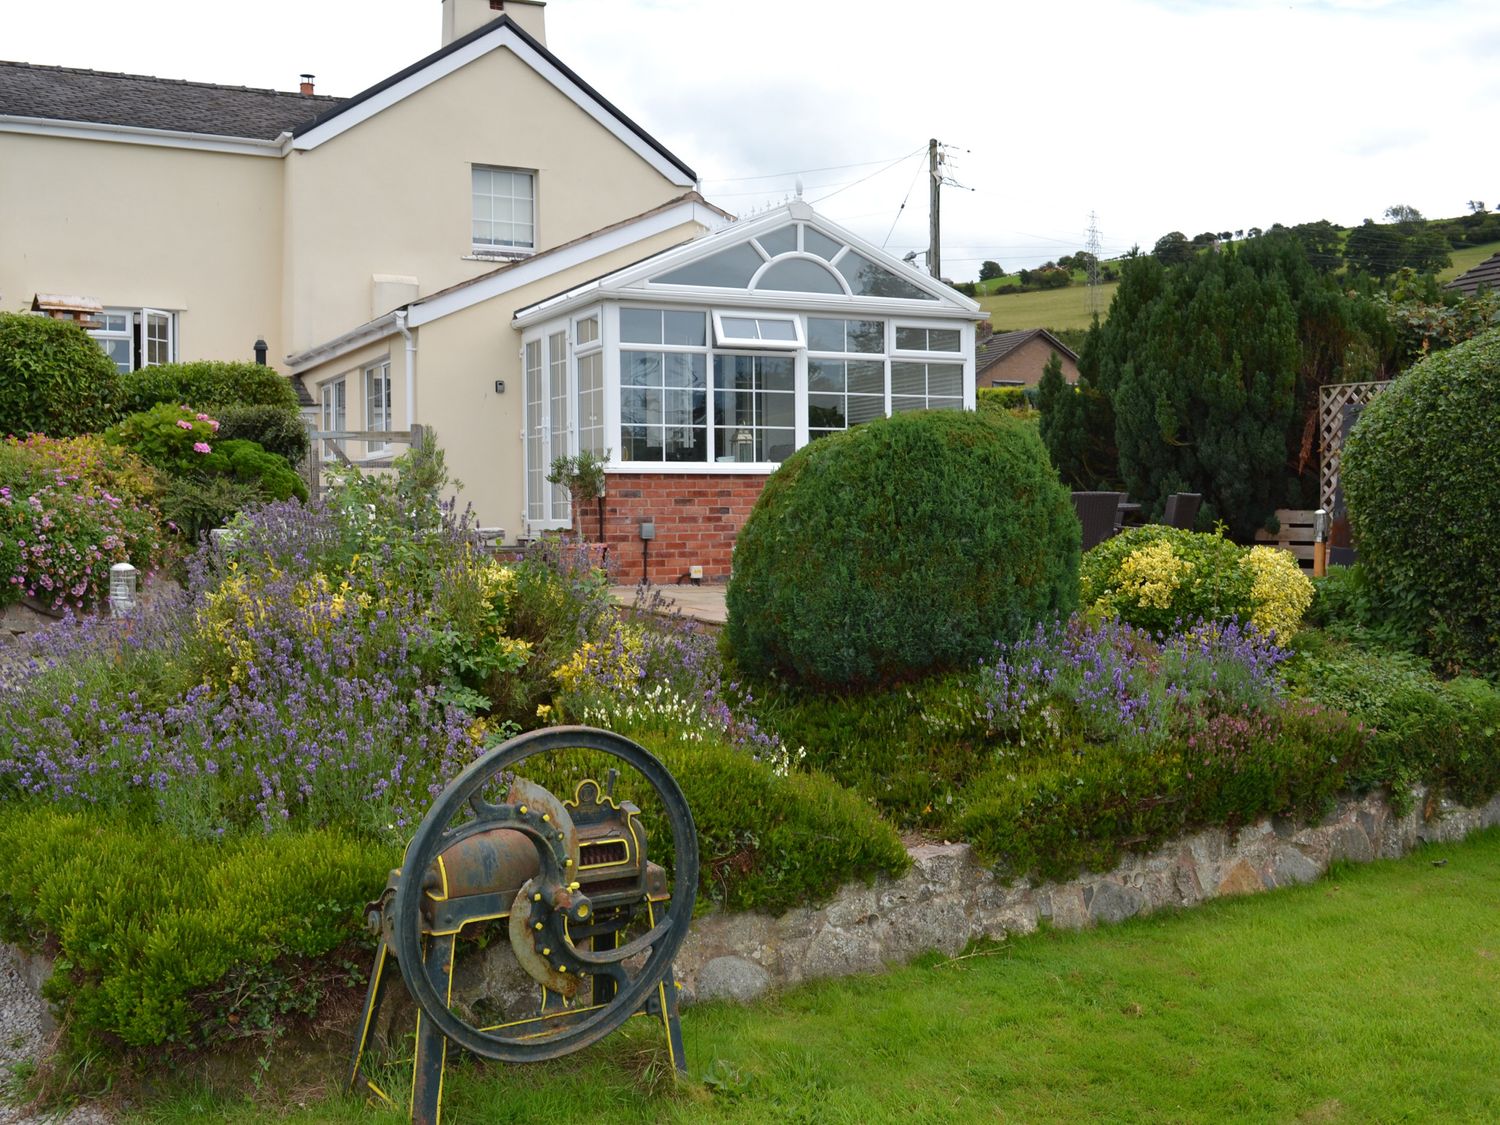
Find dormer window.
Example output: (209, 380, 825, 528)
(472, 165, 535, 255)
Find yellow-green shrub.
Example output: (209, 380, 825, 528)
(1081, 525, 1313, 638)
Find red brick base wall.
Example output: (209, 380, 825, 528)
(592, 473, 769, 585)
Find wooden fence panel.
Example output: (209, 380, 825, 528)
(1254, 508, 1318, 569)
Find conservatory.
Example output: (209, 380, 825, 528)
(512, 199, 984, 558)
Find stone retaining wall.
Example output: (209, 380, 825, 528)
(675, 787, 1500, 1005)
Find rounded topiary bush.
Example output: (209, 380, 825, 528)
(1343, 327, 1500, 675)
(1079, 525, 1313, 638)
(725, 410, 1080, 688)
(0, 312, 120, 438)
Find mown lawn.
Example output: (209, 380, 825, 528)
(129, 827, 1500, 1124)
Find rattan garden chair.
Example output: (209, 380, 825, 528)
(1162, 492, 1202, 530)
(1071, 491, 1124, 551)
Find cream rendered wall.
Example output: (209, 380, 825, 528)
(0, 132, 284, 364)
(281, 47, 687, 358)
(299, 220, 706, 536)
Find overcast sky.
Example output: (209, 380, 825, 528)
(7, 0, 1498, 279)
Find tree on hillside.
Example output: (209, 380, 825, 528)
(1288, 220, 1344, 273)
(1344, 219, 1405, 279)
(1152, 231, 1193, 265)
(979, 260, 1004, 281)
(1384, 203, 1424, 227)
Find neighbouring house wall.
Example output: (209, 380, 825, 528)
(0, 132, 284, 365)
(601, 472, 769, 584)
(979, 336, 1079, 387)
(281, 48, 689, 356)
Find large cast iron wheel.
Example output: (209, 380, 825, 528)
(390, 726, 699, 1062)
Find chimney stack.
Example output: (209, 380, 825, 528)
(441, 0, 546, 47)
(299, 73, 315, 95)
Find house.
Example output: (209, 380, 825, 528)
(0, 0, 981, 580)
(974, 328, 1078, 387)
(1444, 251, 1500, 298)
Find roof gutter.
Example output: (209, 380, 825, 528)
(0, 114, 287, 157)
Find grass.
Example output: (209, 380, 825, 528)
(975, 236, 1500, 332)
(1437, 239, 1500, 284)
(123, 827, 1500, 1124)
(979, 282, 1117, 332)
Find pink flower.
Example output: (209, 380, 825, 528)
(193, 442, 212, 454)
(209, 420, 220, 431)
(176, 420, 193, 430)
(196, 413, 211, 422)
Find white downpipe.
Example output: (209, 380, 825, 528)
(394, 309, 416, 430)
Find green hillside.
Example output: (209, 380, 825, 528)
(980, 281, 1118, 332)
(1438, 240, 1500, 283)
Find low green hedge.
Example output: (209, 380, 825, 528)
(0, 807, 393, 1053)
(1286, 634, 1500, 810)
(0, 732, 907, 1055)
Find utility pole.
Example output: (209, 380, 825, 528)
(928, 138, 942, 280)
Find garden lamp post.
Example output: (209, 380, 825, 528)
(109, 562, 139, 617)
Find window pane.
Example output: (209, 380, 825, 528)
(804, 228, 843, 260)
(763, 393, 794, 428)
(848, 360, 885, 394)
(665, 352, 705, 389)
(838, 251, 935, 299)
(665, 426, 703, 462)
(664, 310, 706, 346)
(895, 326, 926, 351)
(930, 328, 961, 352)
(809, 359, 844, 392)
(891, 362, 926, 396)
(848, 319, 884, 353)
(848, 394, 885, 424)
(622, 425, 655, 461)
(756, 257, 844, 294)
(623, 351, 661, 386)
(756, 224, 798, 256)
(808, 393, 846, 430)
(721, 316, 758, 339)
(758, 319, 797, 341)
(663, 389, 697, 426)
(808, 318, 845, 353)
(656, 241, 763, 288)
(761, 356, 794, 391)
(621, 308, 661, 344)
(576, 315, 600, 345)
(929, 363, 964, 397)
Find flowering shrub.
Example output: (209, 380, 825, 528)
(105, 402, 221, 476)
(0, 437, 166, 611)
(1081, 525, 1313, 638)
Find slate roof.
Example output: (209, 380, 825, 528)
(0, 60, 344, 140)
(975, 327, 1078, 375)
(1445, 251, 1500, 299)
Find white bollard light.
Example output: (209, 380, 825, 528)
(109, 562, 139, 617)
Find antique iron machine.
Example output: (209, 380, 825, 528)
(349, 726, 699, 1124)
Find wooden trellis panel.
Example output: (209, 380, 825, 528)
(1319, 381, 1391, 513)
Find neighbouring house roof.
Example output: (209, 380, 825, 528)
(0, 15, 697, 185)
(975, 327, 1078, 376)
(0, 60, 342, 139)
(1445, 251, 1500, 299)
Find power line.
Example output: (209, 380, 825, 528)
(810, 147, 926, 205)
(700, 153, 919, 184)
(881, 155, 927, 249)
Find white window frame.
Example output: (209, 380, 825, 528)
(573, 310, 607, 457)
(88, 306, 177, 372)
(364, 359, 392, 454)
(711, 310, 804, 350)
(523, 325, 576, 534)
(471, 165, 536, 257)
(319, 377, 347, 462)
